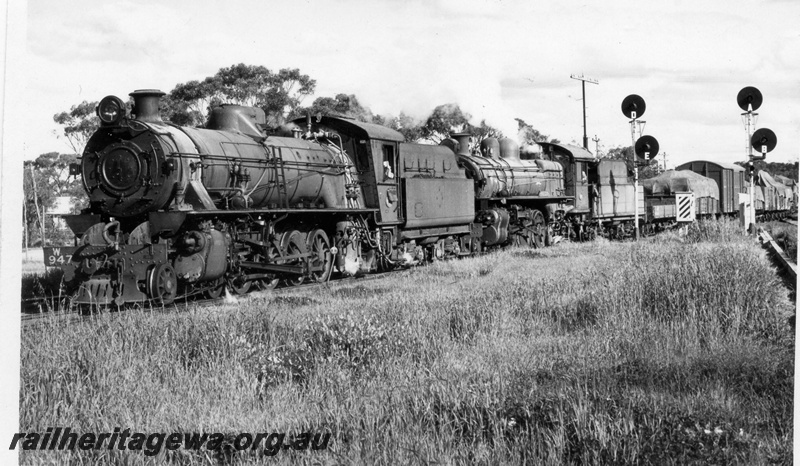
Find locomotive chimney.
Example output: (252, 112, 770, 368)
(450, 133, 472, 157)
(129, 89, 165, 123)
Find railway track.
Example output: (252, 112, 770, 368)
(21, 267, 412, 328)
(757, 227, 797, 290)
(23, 221, 797, 327)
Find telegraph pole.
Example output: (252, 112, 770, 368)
(592, 135, 601, 156)
(570, 74, 599, 150)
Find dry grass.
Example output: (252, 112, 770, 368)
(21, 268, 66, 314)
(19, 221, 794, 464)
(761, 221, 798, 264)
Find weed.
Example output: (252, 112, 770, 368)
(19, 219, 794, 465)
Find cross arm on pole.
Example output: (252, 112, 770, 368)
(570, 74, 599, 150)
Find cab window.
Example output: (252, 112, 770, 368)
(382, 144, 395, 181)
(354, 141, 370, 172)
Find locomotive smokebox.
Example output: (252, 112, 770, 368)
(450, 133, 472, 157)
(129, 89, 165, 123)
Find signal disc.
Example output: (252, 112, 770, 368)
(634, 135, 659, 161)
(621, 94, 646, 119)
(751, 128, 777, 153)
(737, 86, 763, 112)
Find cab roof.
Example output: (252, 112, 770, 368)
(292, 116, 404, 142)
(537, 142, 596, 162)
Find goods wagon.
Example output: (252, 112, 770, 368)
(676, 160, 745, 215)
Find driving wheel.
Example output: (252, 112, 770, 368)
(306, 229, 333, 282)
(251, 243, 280, 291)
(280, 230, 307, 286)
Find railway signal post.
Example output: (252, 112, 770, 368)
(621, 95, 659, 241)
(737, 86, 777, 233)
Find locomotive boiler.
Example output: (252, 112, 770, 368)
(83, 90, 357, 217)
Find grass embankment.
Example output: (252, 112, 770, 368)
(20, 220, 794, 465)
(761, 221, 798, 264)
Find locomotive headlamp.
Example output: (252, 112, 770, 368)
(97, 96, 126, 124)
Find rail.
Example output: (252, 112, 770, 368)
(22, 267, 415, 328)
(757, 227, 797, 289)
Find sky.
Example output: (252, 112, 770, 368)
(11, 0, 800, 168)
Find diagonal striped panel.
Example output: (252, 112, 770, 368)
(675, 193, 695, 222)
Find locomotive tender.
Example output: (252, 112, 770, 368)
(44, 90, 795, 308)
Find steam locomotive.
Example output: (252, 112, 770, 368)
(43, 90, 795, 308)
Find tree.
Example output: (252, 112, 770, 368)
(385, 112, 424, 142)
(420, 103, 473, 143)
(161, 78, 222, 127)
(166, 64, 316, 127)
(23, 162, 48, 247)
(472, 119, 503, 145)
(291, 93, 374, 122)
(35, 102, 98, 245)
(23, 153, 87, 246)
(259, 67, 316, 125)
(734, 160, 799, 182)
(370, 114, 388, 126)
(52, 101, 100, 154)
(515, 118, 559, 144)
(604, 146, 660, 180)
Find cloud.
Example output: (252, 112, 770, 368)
(18, 0, 800, 165)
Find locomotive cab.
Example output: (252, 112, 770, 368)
(538, 142, 595, 215)
(290, 115, 406, 224)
